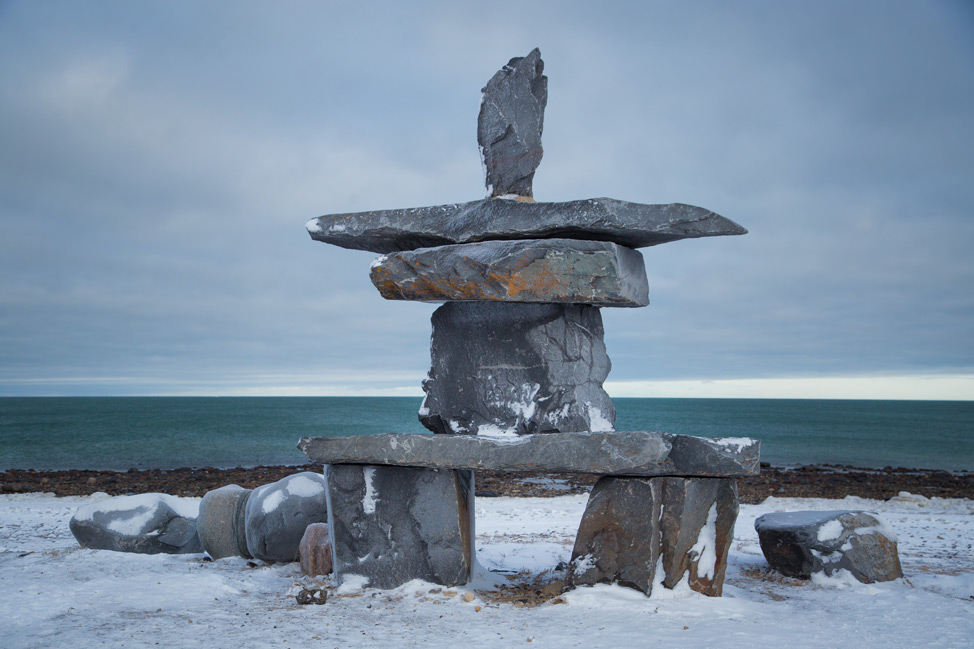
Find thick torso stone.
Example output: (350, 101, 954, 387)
(70, 493, 203, 555)
(326, 464, 473, 589)
(299, 431, 760, 477)
(478, 48, 547, 198)
(197, 484, 252, 559)
(420, 302, 614, 436)
(755, 510, 903, 582)
(298, 523, 333, 577)
(244, 472, 328, 563)
(370, 239, 649, 307)
(307, 197, 746, 254)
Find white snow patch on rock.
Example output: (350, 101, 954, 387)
(817, 519, 844, 542)
(362, 467, 377, 515)
(586, 405, 614, 432)
(284, 474, 324, 499)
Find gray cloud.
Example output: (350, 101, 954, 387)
(1, 0, 971, 395)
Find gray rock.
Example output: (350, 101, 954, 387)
(70, 493, 203, 555)
(661, 434, 761, 477)
(370, 239, 648, 307)
(565, 477, 661, 595)
(755, 510, 903, 582)
(658, 478, 739, 596)
(420, 302, 615, 436)
(244, 472, 328, 563)
(301, 431, 670, 474)
(565, 476, 740, 597)
(306, 197, 746, 254)
(298, 523, 333, 577)
(197, 484, 252, 559)
(478, 48, 547, 198)
(301, 433, 758, 477)
(326, 465, 474, 589)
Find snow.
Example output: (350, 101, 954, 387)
(362, 466, 377, 515)
(1, 491, 972, 648)
(816, 519, 844, 542)
(260, 489, 285, 514)
(586, 405, 614, 432)
(688, 503, 718, 580)
(713, 437, 755, 452)
(286, 475, 324, 499)
(74, 493, 200, 535)
(476, 424, 521, 442)
(304, 218, 322, 234)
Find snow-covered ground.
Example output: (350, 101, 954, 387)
(1, 491, 971, 648)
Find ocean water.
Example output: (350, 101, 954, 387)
(1, 397, 971, 472)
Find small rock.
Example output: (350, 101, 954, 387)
(754, 510, 903, 582)
(70, 493, 203, 554)
(462, 591, 475, 602)
(245, 472, 328, 563)
(296, 588, 327, 605)
(298, 523, 333, 577)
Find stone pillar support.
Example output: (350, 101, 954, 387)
(565, 476, 739, 597)
(325, 464, 474, 590)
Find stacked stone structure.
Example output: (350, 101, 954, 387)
(302, 49, 755, 597)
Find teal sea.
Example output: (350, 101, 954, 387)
(1, 397, 971, 472)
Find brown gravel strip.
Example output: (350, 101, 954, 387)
(2, 463, 971, 502)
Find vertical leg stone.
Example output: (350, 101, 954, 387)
(326, 464, 474, 590)
(565, 477, 661, 595)
(420, 302, 615, 436)
(659, 477, 739, 596)
(565, 476, 739, 597)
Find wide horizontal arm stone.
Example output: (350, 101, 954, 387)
(370, 239, 649, 307)
(306, 197, 746, 254)
(298, 431, 760, 477)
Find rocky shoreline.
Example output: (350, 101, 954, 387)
(2, 463, 971, 503)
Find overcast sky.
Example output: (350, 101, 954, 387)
(1, 0, 972, 398)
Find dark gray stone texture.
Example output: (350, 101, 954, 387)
(478, 48, 547, 198)
(298, 522, 333, 577)
(420, 302, 614, 436)
(755, 510, 903, 582)
(326, 464, 474, 589)
(370, 239, 649, 307)
(244, 472, 328, 563)
(197, 484, 252, 560)
(300, 431, 670, 475)
(658, 478, 739, 596)
(565, 477, 661, 595)
(306, 197, 746, 254)
(565, 477, 740, 597)
(70, 493, 203, 555)
(660, 435, 761, 477)
(301, 433, 759, 477)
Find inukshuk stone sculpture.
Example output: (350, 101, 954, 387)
(303, 49, 756, 596)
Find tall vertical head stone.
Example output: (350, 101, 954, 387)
(478, 48, 548, 199)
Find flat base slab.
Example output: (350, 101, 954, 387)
(299, 431, 760, 477)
